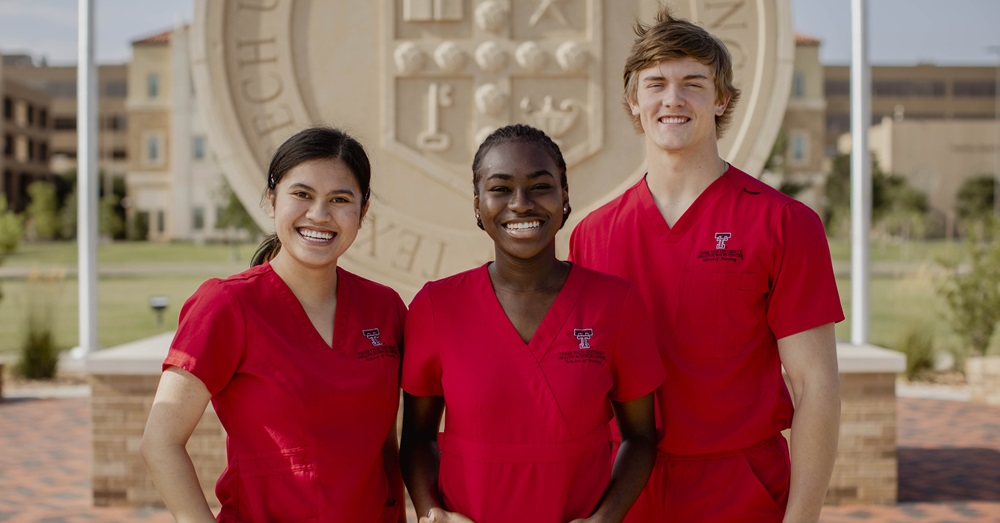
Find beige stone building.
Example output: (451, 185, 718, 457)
(825, 64, 998, 232)
(2, 58, 129, 182)
(0, 54, 53, 212)
(766, 34, 827, 211)
(126, 26, 226, 242)
(824, 64, 997, 157)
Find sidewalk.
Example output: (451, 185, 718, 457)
(1, 387, 997, 522)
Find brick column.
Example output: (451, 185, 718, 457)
(87, 332, 226, 507)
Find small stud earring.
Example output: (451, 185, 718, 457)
(475, 212, 484, 230)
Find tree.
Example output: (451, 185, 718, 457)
(215, 180, 261, 239)
(0, 196, 24, 259)
(59, 186, 77, 239)
(955, 174, 996, 228)
(876, 173, 930, 239)
(823, 152, 929, 238)
(26, 181, 61, 240)
(59, 169, 126, 240)
(99, 194, 125, 240)
(937, 217, 1000, 364)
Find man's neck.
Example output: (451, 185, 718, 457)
(644, 142, 728, 227)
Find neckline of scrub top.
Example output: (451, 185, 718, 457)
(478, 261, 585, 363)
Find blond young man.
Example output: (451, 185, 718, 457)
(569, 8, 843, 522)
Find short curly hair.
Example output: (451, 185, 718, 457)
(622, 6, 741, 138)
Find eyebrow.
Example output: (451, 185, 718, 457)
(286, 182, 358, 196)
(641, 73, 710, 83)
(485, 170, 555, 181)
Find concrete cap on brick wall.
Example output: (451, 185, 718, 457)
(85, 332, 174, 375)
(834, 342, 907, 373)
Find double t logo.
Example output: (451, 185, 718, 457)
(573, 329, 594, 349)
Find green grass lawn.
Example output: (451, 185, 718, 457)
(0, 238, 995, 365)
(0, 241, 254, 358)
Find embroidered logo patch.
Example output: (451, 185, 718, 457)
(715, 232, 732, 249)
(573, 328, 594, 349)
(698, 232, 744, 263)
(362, 328, 383, 347)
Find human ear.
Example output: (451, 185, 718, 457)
(715, 95, 731, 116)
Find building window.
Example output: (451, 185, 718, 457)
(147, 135, 160, 162)
(3, 135, 12, 157)
(953, 80, 996, 97)
(106, 114, 127, 131)
(192, 136, 206, 160)
(789, 131, 809, 166)
(873, 80, 945, 97)
(156, 210, 165, 233)
(111, 148, 127, 160)
(3, 97, 12, 120)
(48, 81, 76, 98)
(27, 139, 34, 161)
(39, 109, 48, 128)
(824, 79, 850, 97)
(26, 105, 34, 126)
(103, 79, 127, 98)
(147, 73, 160, 99)
(53, 117, 77, 130)
(792, 73, 805, 98)
(38, 142, 48, 162)
(192, 207, 205, 230)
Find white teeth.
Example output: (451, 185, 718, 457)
(299, 229, 334, 241)
(505, 221, 541, 231)
(660, 117, 688, 124)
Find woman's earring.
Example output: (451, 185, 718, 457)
(475, 211, 484, 230)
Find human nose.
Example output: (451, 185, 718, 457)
(306, 199, 332, 221)
(508, 187, 532, 213)
(661, 84, 684, 107)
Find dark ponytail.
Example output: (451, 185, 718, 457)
(250, 234, 281, 267)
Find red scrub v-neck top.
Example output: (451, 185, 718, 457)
(164, 262, 406, 522)
(402, 263, 664, 523)
(570, 166, 844, 456)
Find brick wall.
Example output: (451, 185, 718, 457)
(92, 370, 899, 507)
(90, 373, 226, 507)
(967, 356, 1000, 405)
(823, 372, 898, 505)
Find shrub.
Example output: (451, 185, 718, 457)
(936, 217, 1000, 362)
(16, 268, 65, 379)
(895, 326, 935, 380)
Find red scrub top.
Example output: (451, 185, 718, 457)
(164, 262, 406, 522)
(569, 166, 844, 456)
(402, 263, 664, 523)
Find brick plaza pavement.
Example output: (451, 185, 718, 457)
(0, 393, 997, 522)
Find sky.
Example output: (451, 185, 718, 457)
(0, 0, 998, 66)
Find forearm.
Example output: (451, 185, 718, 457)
(141, 443, 216, 523)
(400, 438, 444, 517)
(589, 433, 656, 523)
(783, 381, 841, 523)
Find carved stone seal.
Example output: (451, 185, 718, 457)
(191, 0, 792, 296)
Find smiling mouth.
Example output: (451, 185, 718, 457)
(658, 116, 689, 124)
(503, 220, 542, 231)
(298, 228, 335, 242)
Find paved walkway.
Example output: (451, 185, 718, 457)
(0, 391, 997, 522)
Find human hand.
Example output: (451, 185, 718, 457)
(418, 507, 476, 523)
(567, 516, 613, 523)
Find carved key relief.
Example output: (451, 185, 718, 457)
(192, 0, 792, 295)
(386, 0, 602, 194)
